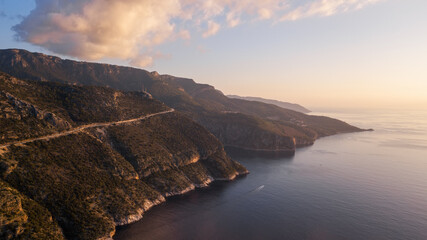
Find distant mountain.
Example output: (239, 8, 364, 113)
(0, 72, 247, 239)
(0, 49, 364, 155)
(227, 95, 310, 113)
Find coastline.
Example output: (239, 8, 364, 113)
(105, 168, 249, 240)
(105, 126, 369, 239)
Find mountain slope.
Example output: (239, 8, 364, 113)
(0, 49, 364, 154)
(227, 95, 310, 113)
(0, 73, 247, 240)
(0, 179, 64, 240)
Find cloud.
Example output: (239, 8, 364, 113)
(226, 13, 240, 27)
(258, 8, 273, 20)
(13, 0, 384, 67)
(178, 30, 191, 40)
(13, 0, 180, 64)
(129, 55, 154, 68)
(203, 21, 220, 38)
(280, 0, 383, 21)
(128, 51, 171, 67)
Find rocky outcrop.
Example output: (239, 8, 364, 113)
(0, 75, 248, 240)
(0, 180, 65, 240)
(1, 127, 248, 240)
(0, 49, 365, 155)
(0, 89, 73, 144)
(0, 49, 365, 239)
(198, 112, 297, 154)
(114, 197, 165, 226)
(0, 184, 28, 239)
(1, 91, 72, 129)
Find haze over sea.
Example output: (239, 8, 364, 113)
(115, 109, 427, 240)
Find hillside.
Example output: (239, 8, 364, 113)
(227, 95, 311, 113)
(0, 49, 364, 155)
(0, 73, 247, 240)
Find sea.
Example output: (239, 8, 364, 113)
(115, 109, 427, 240)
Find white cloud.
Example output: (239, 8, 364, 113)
(226, 13, 240, 27)
(280, 0, 383, 21)
(178, 30, 191, 40)
(13, 0, 384, 67)
(130, 55, 154, 68)
(14, 0, 181, 63)
(203, 21, 221, 38)
(258, 8, 273, 20)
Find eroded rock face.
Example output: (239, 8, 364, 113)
(1, 91, 72, 129)
(0, 180, 65, 240)
(0, 186, 28, 239)
(198, 113, 297, 154)
(114, 198, 165, 226)
(101, 113, 249, 198)
(0, 90, 73, 144)
(0, 75, 248, 240)
(1, 121, 248, 240)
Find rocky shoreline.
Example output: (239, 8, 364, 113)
(102, 169, 248, 240)
(106, 128, 369, 239)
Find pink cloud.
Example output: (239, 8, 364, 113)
(14, 0, 385, 67)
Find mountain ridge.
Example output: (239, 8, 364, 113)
(0, 72, 247, 239)
(227, 95, 311, 113)
(0, 48, 365, 155)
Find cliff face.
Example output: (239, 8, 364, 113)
(197, 112, 296, 154)
(0, 49, 364, 154)
(0, 73, 247, 240)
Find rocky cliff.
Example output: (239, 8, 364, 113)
(0, 73, 247, 240)
(0, 49, 364, 154)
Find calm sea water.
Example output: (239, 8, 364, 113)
(115, 110, 427, 240)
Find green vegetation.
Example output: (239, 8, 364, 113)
(0, 49, 363, 153)
(0, 72, 168, 144)
(3, 135, 146, 239)
(0, 180, 64, 240)
(0, 49, 362, 239)
(106, 113, 220, 176)
(0, 72, 168, 125)
(103, 112, 246, 195)
(0, 73, 247, 239)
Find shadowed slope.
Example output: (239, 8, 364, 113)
(0, 49, 364, 154)
(0, 73, 247, 240)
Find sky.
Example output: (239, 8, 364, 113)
(0, 0, 426, 110)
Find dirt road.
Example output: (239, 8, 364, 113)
(0, 109, 174, 149)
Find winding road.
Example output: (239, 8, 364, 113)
(0, 109, 174, 149)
